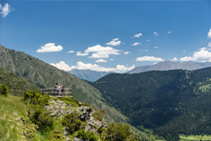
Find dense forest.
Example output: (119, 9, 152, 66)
(89, 67, 211, 140)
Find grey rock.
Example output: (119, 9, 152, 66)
(73, 137, 83, 141)
(66, 110, 73, 114)
(85, 125, 92, 131)
(59, 110, 64, 117)
(51, 111, 57, 117)
(64, 130, 68, 137)
(54, 106, 59, 110)
(44, 105, 50, 110)
(95, 121, 102, 128)
(65, 127, 70, 131)
(66, 137, 71, 141)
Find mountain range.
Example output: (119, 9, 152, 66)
(128, 60, 211, 74)
(69, 60, 211, 82)
(89, 67, 211, 140)
(69, 69, 111, 82)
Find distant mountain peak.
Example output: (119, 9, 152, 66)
(129, 61, 211, 74)
(69, 69, 112, 82)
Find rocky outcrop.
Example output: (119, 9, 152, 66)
(78, 106, 92, 121)
(44, 99, 67, 117)
(45, 99, 106, 141)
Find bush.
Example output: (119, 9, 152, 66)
(105, 122, 138, 141)
(77, 129, 98, 141)
(28, 105, 53, 129)
(23, 91, 53, 130)
(92, 110, 106, 121)
(62, 113, 82, 133)
(97, 125, 105, 134)
(0, 84, 9, 97)
(23, 91, 49, 106)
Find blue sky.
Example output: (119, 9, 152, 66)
(1, 0, 211, 72)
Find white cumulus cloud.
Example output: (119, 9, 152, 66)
(132, 42, 141, 46)
(76, 51, 89, 56)
(180, 56, 194, 62)
(134, 33, 143, 38)
(154, 32, 159, 36)
(180, 47, 211, 62)
(50, 61, 76, 71)
(0, 3, 12, 17)
(155, 46, 158, 49)
(173, 57, 178, 61)
(96, 59, 107, 62)
(208, 42, 211, 47)
(168, 31, 171, 34)
(50, 61, 135, 73)
(124, 51, 130, 55)
(79, 44, 121, 59)
(67, 50, 74, 53)
(136, 56, 164, 61)
(208, 29, 211, 38)
(37, 43, 63, 53)
(106, 38, 121, 46)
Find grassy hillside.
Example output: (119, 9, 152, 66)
(0, 95, 38, 141)
(0, 67, 38, 96)
(0, 45, 154, 140)
(0, 90, 151, 141)
(89, 67, 211, 139)
(0, 45, 127, 124)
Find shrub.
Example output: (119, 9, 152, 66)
(28, 105, 53, 129)
(23, 91, 49, 106)
(97, 125, 105, 134)
(105, 122, 138, 141)
(92, 110, 106, 121)
(77, 129, 98, 141)
(62, 113, 82, 133)
(23, 90, 53, 130)
(0, 84, 9, 97)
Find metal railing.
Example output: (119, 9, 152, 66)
(40, 87, 72, 97)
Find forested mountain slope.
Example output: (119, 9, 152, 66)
(89, 68, 211, 139)
(0, 45, 127, 124)
(0, 67, 38, 96)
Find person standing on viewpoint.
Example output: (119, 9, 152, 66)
(57, 84, 61, 96)
(54, 83, 58, 96)
(61, 86, 65, 96)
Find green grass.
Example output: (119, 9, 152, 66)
(0, 95, 37, 141)
(180, 135, 211, 141)
(59, 96, 80, 107)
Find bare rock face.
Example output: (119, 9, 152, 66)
(78, 106, 92, 121)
